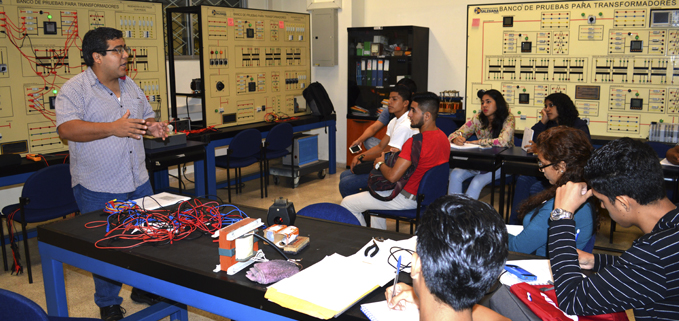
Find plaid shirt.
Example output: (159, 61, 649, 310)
(56, 68, 155, 193)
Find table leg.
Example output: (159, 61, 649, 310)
(328, 120, 336, 174)
(39, 242, 69, 317)
(500, 164, 506, 222)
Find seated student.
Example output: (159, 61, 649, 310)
(509, 92, 591, 224)
(341, 92, 450, 229)
(350, 78, 417, 150)
(549, 138, 679, 319)
(448, 89, 514, 199)
(339, 85, 419, 198)
(385, 194, 509, 321)
(508, 127, 596, 256)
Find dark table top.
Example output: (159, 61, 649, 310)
(0, 153, 69, 179)
(188, 114, 336, 143)
(450, 146, 507, 158)
(37, 202, 540, 320)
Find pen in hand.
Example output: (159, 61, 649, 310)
(391, 256, 402, 300)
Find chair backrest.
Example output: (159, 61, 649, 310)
(265, 123, 294, 152)
(435, 117, 459, 137)
(0, 288, 49, 321)
(298, 203, 361, 225)
(228, 128, 262, 158)
(417, 162, 450, 206)
(646, 141, 672, 158)
(22, 164, 77, 212)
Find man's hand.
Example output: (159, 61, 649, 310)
(451, 135, 466, 146)
(111, 110, 147, 140)
(146, 120, 169, 140)
(554, 181, 592, 214)
(540, 108, 549, 124)
(666, 146, 679, 165)
(350, 138, 363, 148)
(525, 140, 536, 153)
(375, 152, 386, 165)
(576, 249, 595, 270)
(385, 283, 418, 311)
(350, 153, 363, 172)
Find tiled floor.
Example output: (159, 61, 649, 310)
(0, 162, 642, 320)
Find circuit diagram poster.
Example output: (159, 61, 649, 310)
(467, 0, 679, 137)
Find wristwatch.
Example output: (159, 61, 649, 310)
(357, 154, 365, 162)
(550, 208, 574, 221)
(374, 161, 384, 170)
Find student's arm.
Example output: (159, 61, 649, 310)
(507, 203, 551, 255)
(474, 114, 515, 147)
(375, 152, 411, 183)
(449, 116, 477, 145)
(549, 182, 666, 315)
(58, 110, 148, 142)
(350, 134, 392, 170)
(667, 145, 679, 165)
(351, 113, 388, 147)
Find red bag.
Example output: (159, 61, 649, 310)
(509, 282, 628, 321)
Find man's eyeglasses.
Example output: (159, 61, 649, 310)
(537, 161, 555, 171)
(102, 46, 132, 56)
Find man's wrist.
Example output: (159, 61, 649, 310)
(550, 208, 574, 221)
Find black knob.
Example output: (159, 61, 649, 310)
(216, 81, 225, 91)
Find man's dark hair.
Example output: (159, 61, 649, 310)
(585, 138, 665, 205)
(411, 92, 440, 120)
(390, 85, 412, 103)
(82, 27, 123, 67)
(416, 194, 508, 311)
(477, 89, 510, 138)
(396, 78, 417, 94)
(545, 92, 579, 127)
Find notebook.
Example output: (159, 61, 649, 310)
(361, 300, 419, 321)
(450, 143, 491, 150)
(499, 259, 553, 286)
(131, 192, 191, 210)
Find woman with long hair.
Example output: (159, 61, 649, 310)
(508, 126, 597, 256)
(448, 89, 515, 199)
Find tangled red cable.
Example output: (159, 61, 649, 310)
(85, 198, 249, 249)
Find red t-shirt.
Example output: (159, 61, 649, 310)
(399, 129, 450, 195)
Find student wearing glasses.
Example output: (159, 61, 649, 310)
(56, 27, 168, 321)
(508, 92, 591, 224)
(508, 126, 596, 256)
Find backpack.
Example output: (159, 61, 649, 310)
(367, 134, 423, 201)
(303, 82, 335, 116)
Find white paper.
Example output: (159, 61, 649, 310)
(131, 192, 191, 210)
(661, 158, 679, 167)
(506, 224, 524, 236)
(450, 143, 489, 150)
(500, 259, 553, 286)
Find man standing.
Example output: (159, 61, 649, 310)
(56, 27, 167, 321)
(339, 85, 418, 198)
(341, 92, 450, 229)
(549, 138, 679, 319)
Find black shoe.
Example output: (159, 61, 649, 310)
(99, 304, 125, 321)
(130, 287, 164, 305)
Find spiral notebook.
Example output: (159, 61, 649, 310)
(360, 300, 419, 321)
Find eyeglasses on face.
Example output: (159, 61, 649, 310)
(537, 160, 555, 171)
(102, 46, 132, 56)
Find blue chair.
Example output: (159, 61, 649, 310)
(363, 162, 450, 234)
(583, 235, 596, 254)
(259, 123, 294, 196)
(297, 203, 361, 226)
(0, 164, 79, 284)
(436, 117, 459, 137)
(646, 141, 672, 158)
(0, 288, 101, 321)
(215, 128, 264, 203)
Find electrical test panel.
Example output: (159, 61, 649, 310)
(170, 6, 310, 129)
(0, 0, 167, 155)
(467, 0, 679, 138)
